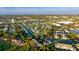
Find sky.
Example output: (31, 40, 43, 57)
(0, 7, 79, 15)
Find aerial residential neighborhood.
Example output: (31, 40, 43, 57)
(0, 15, 79, 51)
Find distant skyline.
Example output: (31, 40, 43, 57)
(0, 7, 79, 15)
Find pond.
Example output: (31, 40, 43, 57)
(70, 30, 79, 34)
